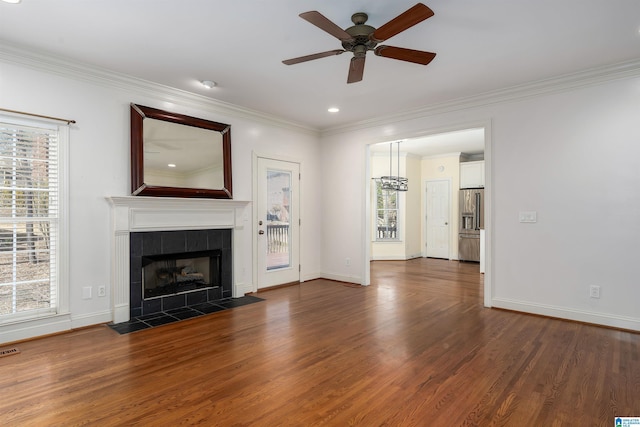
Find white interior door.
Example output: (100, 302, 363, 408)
(426, 180, 450, 259)
(256, 157, 300, 289)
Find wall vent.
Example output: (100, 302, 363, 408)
(0, 347, 20, 358)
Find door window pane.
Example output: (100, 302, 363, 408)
(266, 169, 291, 270)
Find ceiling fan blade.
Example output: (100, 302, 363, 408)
(299, 11, 354, 41)
(374, 46, 436, 65)
(347, 56, 365, 84)
(371, 3, 434, 42)
(283, 49, 345, 65)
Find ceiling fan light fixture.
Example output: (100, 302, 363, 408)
(201, 80, 217, 89)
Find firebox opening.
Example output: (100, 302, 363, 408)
(142, 250, 221, 299)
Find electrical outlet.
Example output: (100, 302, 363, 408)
(345, 258, 351, 266)
(589, 285, 600, 299)
(97, 286, 106, 297)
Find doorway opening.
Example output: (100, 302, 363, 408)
(365, 123, 490, 306)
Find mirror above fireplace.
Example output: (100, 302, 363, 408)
(130, 103, 233, 198)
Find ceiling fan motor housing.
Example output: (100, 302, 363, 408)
(342, 12, 378, 55)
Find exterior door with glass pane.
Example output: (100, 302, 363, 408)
(256, 158, 300, 289)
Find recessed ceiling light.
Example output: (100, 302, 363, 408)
(201, 80, 216, 89)
(328, 107, 340, 113)
(1, 0, 22, 3)
(167, 163, 176, 168)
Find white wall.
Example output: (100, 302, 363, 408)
(321, 71, 640, 331)
(405, 155, 422, 259)
(0, 49, 323, 342)
(489, 79, 640, 328)
(320, 139, 366, 283)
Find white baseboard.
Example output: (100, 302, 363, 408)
(113, 303, 129, 324)
(371, 254, 422, 261)
(0, 313, 72, 345)
(492, 298, 640, 332)
(234, 281, 253, 297)
(320, 272, 362, 285)
(301, 271, 322, 282)
(71, 310, 112, 329)
(0, 310, 117, 345)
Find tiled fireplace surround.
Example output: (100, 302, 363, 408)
(129, 228, 231, 318)
(107, 197, 250, 324)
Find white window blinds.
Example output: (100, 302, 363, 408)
(0, 120, 60, 322)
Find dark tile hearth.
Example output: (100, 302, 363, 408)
(108, 296, 264, 335)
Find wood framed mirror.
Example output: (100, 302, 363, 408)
(130, 104, 232, 198)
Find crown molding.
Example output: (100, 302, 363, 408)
(3, 41, 639, 140)
(322, 58, 640, 136)
(0, 41, 319, 137)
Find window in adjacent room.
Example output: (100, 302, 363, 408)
(0, 115, 69, 324)
(375, 182, 399, 241)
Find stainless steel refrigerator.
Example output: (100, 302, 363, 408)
(459, 188, 484, 262)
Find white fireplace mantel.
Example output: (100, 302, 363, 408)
(107, 196, 251, 323)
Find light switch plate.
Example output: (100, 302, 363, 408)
(519, 211, 537, 223)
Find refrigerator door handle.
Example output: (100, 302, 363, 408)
(475, 192, 481, 230)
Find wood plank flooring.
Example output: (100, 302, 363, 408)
(1, 258, 638, 426)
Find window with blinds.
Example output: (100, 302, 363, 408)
(0, 120, 60, 322)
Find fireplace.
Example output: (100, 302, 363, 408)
(107, 196, 251, 324)
(129, 229, 231, 318)
(143, 250, 220, 299)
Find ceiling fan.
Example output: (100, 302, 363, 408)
(282, 3, 436, 84)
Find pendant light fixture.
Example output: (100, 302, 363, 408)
(375, 141, 408, 191)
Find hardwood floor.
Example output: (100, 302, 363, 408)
(1, 258, 638, 426)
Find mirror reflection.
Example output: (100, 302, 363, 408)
(143, 118, 224, 189)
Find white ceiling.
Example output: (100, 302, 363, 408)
(1, 0, 639, 136)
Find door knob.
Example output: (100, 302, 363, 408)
(445, 222, 448, 225)
(258, 230, 265, 235)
